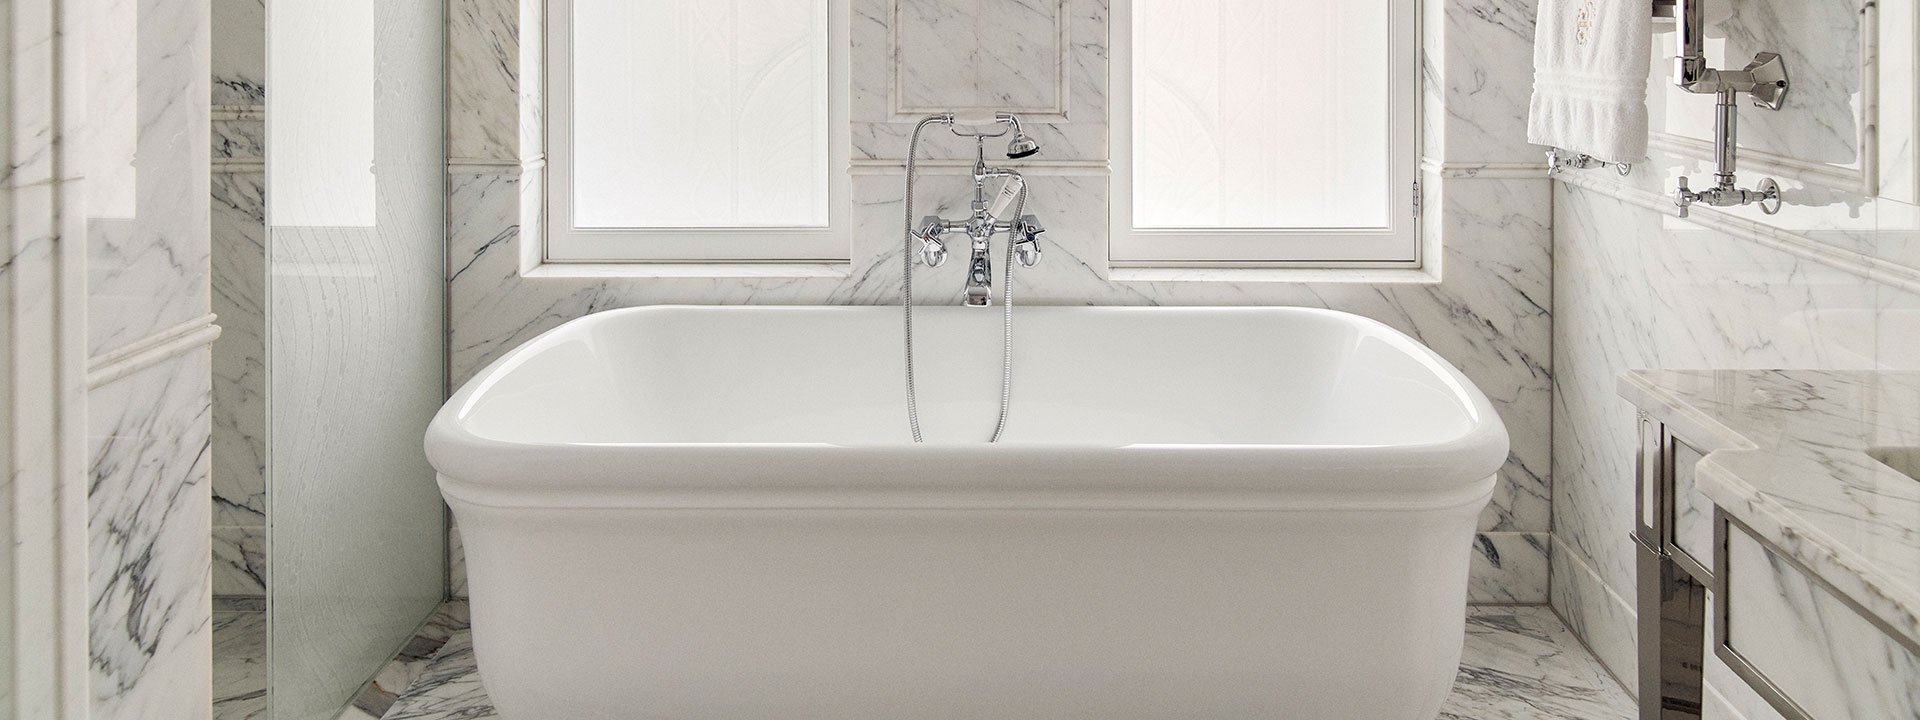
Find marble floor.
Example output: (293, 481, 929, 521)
(213, 600, 268, 720)
(220, 602, 1636, 720)
(213, 599, 470, 720)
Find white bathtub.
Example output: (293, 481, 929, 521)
(427, 305, 1508, 720)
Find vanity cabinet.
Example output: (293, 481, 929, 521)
(1632, 408, 1920, 720)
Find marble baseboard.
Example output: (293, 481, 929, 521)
(1471, 532, 1551, 605)
(375, 604, 1632, 720)
(1549, 538, 1639, 696)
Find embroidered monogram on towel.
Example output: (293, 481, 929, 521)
(1575, 0, 1597, 45)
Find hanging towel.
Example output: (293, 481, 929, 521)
(1528, 0, 1653, 163)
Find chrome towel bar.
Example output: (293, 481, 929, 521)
(1654, 0, 1791, 217)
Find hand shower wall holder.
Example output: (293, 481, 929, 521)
(1547, 148, 1633, 177)
(1655, 0, 1791, 218)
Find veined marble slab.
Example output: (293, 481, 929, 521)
(1620, 369, 1920, 648)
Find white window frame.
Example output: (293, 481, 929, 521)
(1109, 1, 1421, 268)
(544, 0, 851, 263)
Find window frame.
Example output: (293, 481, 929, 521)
(1109, 0, 1422, 268)
(543, 0, 851, 263)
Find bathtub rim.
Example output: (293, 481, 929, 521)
(428, 305, 1510, 509)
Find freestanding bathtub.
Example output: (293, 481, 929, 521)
(426, 305, 1508, 720)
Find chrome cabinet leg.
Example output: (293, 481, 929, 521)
(1637, 537, 1706, 719)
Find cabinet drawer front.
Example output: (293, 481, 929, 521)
(1724, 528, 1920, 719)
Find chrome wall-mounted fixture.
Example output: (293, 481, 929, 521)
(1654, 0, 1790, 218)
(904, 112, 1047, 308)
(898, 112, 1047, 444)
(1547, 148, 1633, 177)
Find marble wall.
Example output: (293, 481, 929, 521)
(1548, 0, 1919, 697)
(210, 0, 267, 598)
(80, 0, 218, 715)
(1, 0, 93, 712)
(444, 0, 1557, 602)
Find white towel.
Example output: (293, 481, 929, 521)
(1528, 0, 1653, 164)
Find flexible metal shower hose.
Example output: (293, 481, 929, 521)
(902, 116, 1023, 443)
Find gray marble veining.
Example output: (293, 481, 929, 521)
(1443, 608, 1636, 720)
(373, 605, 1632, 720)
(1621, 369, 1920, 647)
(1547, 175, 1913, 685)
(214, 610, 267, 720)
(89, 352, 214, 720)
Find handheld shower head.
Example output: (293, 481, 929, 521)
(1001, 114, 1040, 158)
(1006, 131, 1040, 159)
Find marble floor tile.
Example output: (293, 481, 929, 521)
(213, 602, 475, 720)
(1442, 607, 1637, 719)
(213, 610, 267, 720)
(346, 602, 472, 719)
(377, 604, 1635, 720)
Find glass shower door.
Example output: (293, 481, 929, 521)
(265, 0, 447, 717)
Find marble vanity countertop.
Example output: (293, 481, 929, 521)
(1619, 369, 1920, 648)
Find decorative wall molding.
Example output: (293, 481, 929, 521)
(886, 0, 1072, 121)
(213, 158, 265, 172)
(1648, 133, 1865, 193)
(211, 103, 265, 121)
(847, 157, 1109, 175)
(1557, 169, 1920, 298)
(448, 160, 523, 173)
(1421, 158, 1552, 179)
(87, 314, 223, 389)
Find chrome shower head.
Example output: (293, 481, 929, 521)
(1006, 131, 1041, 159)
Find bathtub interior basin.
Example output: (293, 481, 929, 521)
(448, 305, 1487, 447)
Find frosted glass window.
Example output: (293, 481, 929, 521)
(1134, 0, 1389, 228)
(1114, 0, 1415, 265)
(569, 0, 827, 228)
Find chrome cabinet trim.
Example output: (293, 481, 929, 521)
(1713, 509, 1817, 720)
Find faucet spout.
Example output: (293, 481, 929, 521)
(964, 240, 993, 307)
